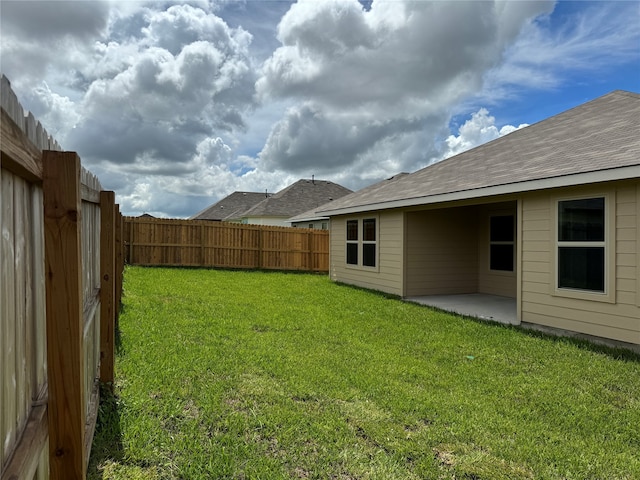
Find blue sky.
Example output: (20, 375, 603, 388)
(481, 1, 640, 126)
(1, 0, 639, 217)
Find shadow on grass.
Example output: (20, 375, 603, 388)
(404, 299, 640, 363)
(87, 384, 124, 479)
(514, 324, 640, 362)
(454, 311, 640, 363)
(337, 279, 640, 362)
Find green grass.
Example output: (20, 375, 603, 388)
(88, 266, 640, 479)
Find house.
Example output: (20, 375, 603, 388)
(288, 206, 331, 230)
(191, 191, 268, 222)
(288, 174, 409, 230)
(242, 178, 352, 227)
(318, 90, 640, 348)
(241, 179, 352, 227)
(192, 179, 352, 227)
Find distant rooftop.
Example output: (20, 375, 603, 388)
(242, 179, 352, 218)
(191, 179, 352, 222)
(190, 191, 268, 221)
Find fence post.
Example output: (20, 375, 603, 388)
(115, 206, 123, 328)
(43, 150, 87, 479)
(308, 231, 313, 272)
(99, 191, 116, 390)
(258, 227, 263, 269)
(128, 216, 135, 265)
(200, 222, 205, 266)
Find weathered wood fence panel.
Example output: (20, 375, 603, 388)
(124, 217, 330, 272)
(1, 75, 55, 480)
(1, 75, 123, 480)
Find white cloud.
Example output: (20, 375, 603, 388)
(62, 4, 256, 175)
(254, 0, 551, 180)
(18, 83, 81, 145)
(1, 0, 637, 218)
(483, 1, 640, 97)
(443, 109, 528, 160)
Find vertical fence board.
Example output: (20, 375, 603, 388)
(0, 165, 3, 471)
(31, 186, 47, 399)
(115, 207, 123, 331)
(43, 151, 87, 480)
(99, 192, 115, 389)
(14, 176, 30, 450)
(1, 168, 7, 469)
(2, 170, 17, 466)
(23, 182, 35, 419)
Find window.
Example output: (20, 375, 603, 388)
(345, 217, 377, 268)
(308, 223, 314, 229)
(489, 215, 514, 272)
(346, 220, 358, 265)
(321, 222, 328, 230)
(362, 218, 376, 267)
(557, 197, 605, 292)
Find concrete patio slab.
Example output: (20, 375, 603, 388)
(404, 293, 518, 325)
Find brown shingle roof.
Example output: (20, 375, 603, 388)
(190, 191, 267, 221)
(242, 179, 352, 218)
(319, 90, 640, 215)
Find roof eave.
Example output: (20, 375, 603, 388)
(289, 215, 330, 223)
(318, 165, 640, 216)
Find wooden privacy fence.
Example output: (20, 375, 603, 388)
(124, 216, 330, 272)
(1, 75, 124, 480)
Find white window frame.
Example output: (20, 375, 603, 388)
(345, 216, 379, 271)
(551, 192, 615, 303)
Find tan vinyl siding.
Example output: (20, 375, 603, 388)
(404, 207, 478, 296)
(477, 202, 517, 298)
(521, 182, 640, 345)
(330, 211, 404, 296)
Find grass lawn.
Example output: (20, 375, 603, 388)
(88, 266, 640, 479)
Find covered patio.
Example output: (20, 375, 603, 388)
(404, 293, 518, 325)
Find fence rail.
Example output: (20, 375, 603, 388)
(124, 217, 330, 272)
(1, 75, 123, 480)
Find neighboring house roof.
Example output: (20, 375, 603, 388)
(190, 191, 268, 221)
(319, 90, 640, 216)
(242, 179, 352, 219)
(288, 174, 410, 224)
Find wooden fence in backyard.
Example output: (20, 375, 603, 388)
(124, 216, 330, 272)
(1, 75, 124, 480)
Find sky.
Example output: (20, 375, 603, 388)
(1, 0, 639, 218)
